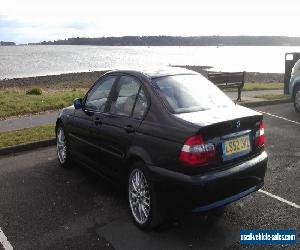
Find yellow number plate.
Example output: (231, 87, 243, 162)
(223, 134, 251, 160)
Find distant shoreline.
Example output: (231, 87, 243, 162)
(4, 35, 300, 46)
(0, 66, 284, 89)
(27, 35, 300, 46)
(7, 44, 300, 47)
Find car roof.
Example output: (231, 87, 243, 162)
(106, 66, 199, 79)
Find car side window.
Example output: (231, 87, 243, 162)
(85, 76, 116, 112)
(133, 88, 148, 119)
(110, 76, 140, 116)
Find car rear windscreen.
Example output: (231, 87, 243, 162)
(153, 74, 234, 114)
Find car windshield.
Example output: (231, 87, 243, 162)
(153, 74, 234, 114)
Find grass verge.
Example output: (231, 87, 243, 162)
(0, 88, 87, 118)
(253, 94, 290, 100)
(0, 124, 55, 148)
(0, 82, 284, 118)
(224, 82, 283, 92)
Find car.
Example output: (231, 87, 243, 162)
(55, 67, 268, 230)
(289, 59, 300, 112)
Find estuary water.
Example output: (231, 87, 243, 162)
(1, 45, 299, 79)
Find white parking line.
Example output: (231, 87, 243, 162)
(0, 227, 13, 250)
(255, 111, 300, 208)
(258, 189, 300, 209)
(257, 111, 300, 126)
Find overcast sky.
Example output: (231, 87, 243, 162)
(1, 0, 300, 44)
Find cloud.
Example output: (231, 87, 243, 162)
(0, 16, 21, 41)
(0, 16, 20, 29)
(0, 14, 98, 43)
(0, 0, 300, 43)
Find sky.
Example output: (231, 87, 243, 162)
(0, 0, 300, 44)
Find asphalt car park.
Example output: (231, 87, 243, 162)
(0, 102, 299, 249)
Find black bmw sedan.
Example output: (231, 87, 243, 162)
(55, 67, 267, 230)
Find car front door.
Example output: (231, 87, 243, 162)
(99, 75, 149, 176)
(68, 75, 118, 171)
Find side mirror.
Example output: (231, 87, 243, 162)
(73, 98, 83, 109)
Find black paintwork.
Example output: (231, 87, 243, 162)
(56, 67, 267, 211)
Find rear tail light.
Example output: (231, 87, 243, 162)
(179, 135, 215, 166)
(255, 120, 265, 148)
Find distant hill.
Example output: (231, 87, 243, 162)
(29, 36, 300, 46)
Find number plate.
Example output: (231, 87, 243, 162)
(222, 134, 251, 161)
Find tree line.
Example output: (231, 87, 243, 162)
(0, 41, 16, 46)
(29, 36, 300, 46)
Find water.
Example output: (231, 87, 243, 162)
(1, 45, 299, 79)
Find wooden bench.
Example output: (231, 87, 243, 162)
(207, 71, 246, 101)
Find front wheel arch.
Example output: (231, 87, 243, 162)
(293, 84, 300, 113)
(292, 82, 300, 97)
(55, 119, 63, 134)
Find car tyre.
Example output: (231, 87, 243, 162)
(56, 124, 72, 168)
(128, 161, 165, 230)
(294, 85, 300, 113)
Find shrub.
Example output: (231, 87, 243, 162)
(26, 87, 43, 95)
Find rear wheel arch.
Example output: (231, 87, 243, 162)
(121, 146, 154, 184)
(120, 155, 146, 192)
(120, 143, 162, 192)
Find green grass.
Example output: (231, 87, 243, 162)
(224, 82, 283, 92)
(0, 88, 87, 118)
(253, 94, 290, 100)
(0, 124, 55, 148)
(0, 82, 284, 118)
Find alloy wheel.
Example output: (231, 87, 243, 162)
(57, 127, 67, 164)
(128, 169, 151, 225)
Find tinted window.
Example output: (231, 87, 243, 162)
(133, 88, 148, 119)
(110, 76, 140, 116)
(85, 76, 116, 112)
(153, 74, 234, 114)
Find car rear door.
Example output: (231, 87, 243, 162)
(99, 75, 149, 176)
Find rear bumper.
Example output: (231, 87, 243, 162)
(148, 151, 268, 211)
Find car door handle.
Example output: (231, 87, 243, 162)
(123, 125, 135, 133)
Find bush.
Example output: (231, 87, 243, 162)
(26, 87, 43, 95)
